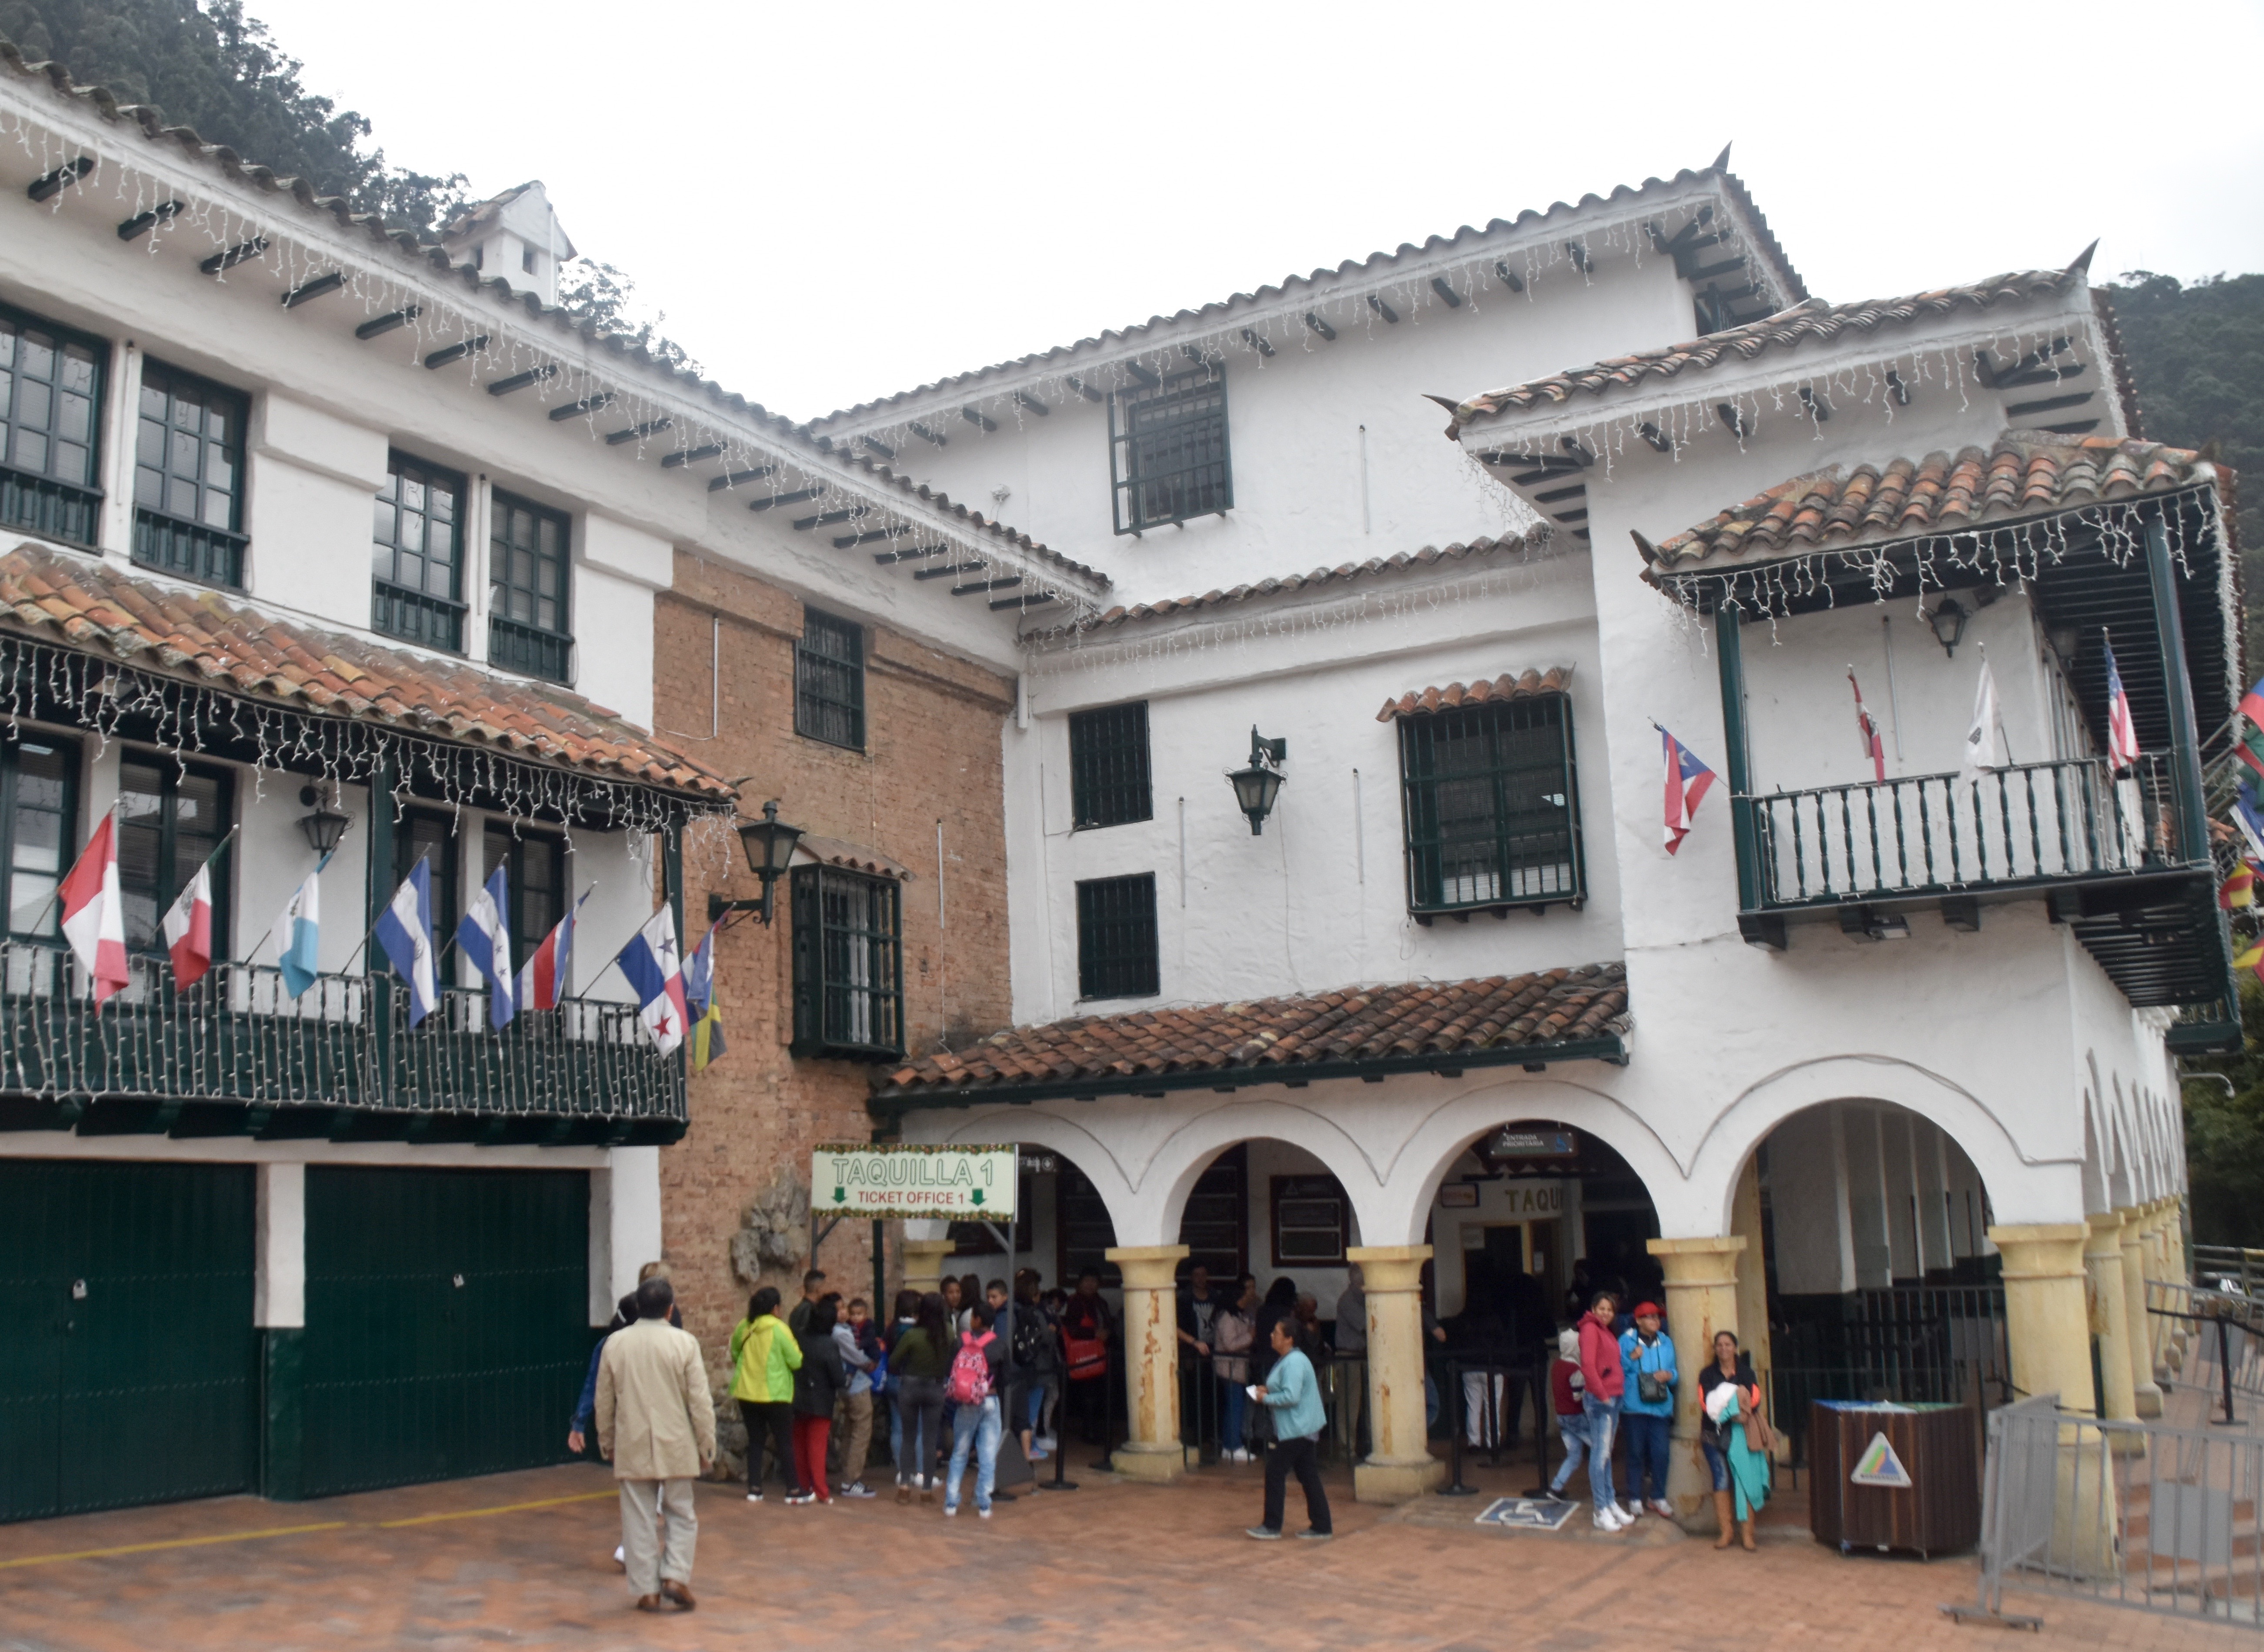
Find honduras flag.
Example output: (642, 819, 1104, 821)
(616, 906, 688, 1056)
(273, 852, 331, 998)
(375, 855, 440, 1027)
(457, 864, 514, 1030)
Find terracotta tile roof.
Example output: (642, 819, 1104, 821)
(1377, 665, 1574, 723)
(796, 834, 911, 881)
(0, 542, 735, 801)
(1037, 531, 1547, 635)
(1445, 267, 2090, 437)
(1638, 434, 2218, 578)
(874, 963, 1628, 1104)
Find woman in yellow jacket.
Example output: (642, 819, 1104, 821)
(730, 1285, 802, 1501)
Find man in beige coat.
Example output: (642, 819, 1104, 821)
(595, 1276, 715, 1612)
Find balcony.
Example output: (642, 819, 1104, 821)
(0, 940, 684, 1143)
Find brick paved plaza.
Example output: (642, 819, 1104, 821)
(0, 1456, 2247, 1652)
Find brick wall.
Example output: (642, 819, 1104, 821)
(653, 549, 1014, 1381)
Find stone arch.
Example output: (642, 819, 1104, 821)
(1143, 1098, 1393, 1254)
(915, 1106, 1144, 1253)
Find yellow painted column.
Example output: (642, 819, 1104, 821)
(1992, 1222, 2117, 1571)
(1649, 1235, 1745, 1526)
(901, 1237, 956, 1302)
(2084, 1213, 2138, 1436)
(1347, 1244, 1443, 1504)
(2116, 1205, 2164, 1417)
(1106, 1244, 1188, 1484)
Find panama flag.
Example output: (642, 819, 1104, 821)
(457, 864, 515, 1030)
(1660, 725, 1716, 856)
(685, 921, 727, 1073)
(616, 906, 688, 1056)
(160, 861, 215, 989)
(517, 889, 587, 1013)
(273, 855, 328, 999)
(58, 811, 130, 1007)
(374, 855, 440, 1027)
(2103, 639, 2140, 771)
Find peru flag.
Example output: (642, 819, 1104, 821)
(59, 811, 131, 1007)
(517, 889, 587, 1012)
(1660, 726, 1716, 857)
(161, 861, 214, 989)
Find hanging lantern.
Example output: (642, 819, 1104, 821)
(1226, 728, 1288, 836)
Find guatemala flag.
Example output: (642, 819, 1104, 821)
(374, 855, 440, 1027)
(616, 906, 688, 1056)
(273, 853, 330, 998)
(457, 864, 515, 1030)
(517, 888, 587, 1012)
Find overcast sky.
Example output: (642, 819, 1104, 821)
(245, 0, 2264, 425)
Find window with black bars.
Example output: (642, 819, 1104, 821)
(116, 755, 233, 958)
(372, 454, 466, 653)
(1057, 1159, 1121, 1288)
(789, 864, 902, 1058)
(1, 734, 74, 941)
(1068, 701, 1153, 829)
(395, 809, 461, 961)
(487, 490, 571, 683)
(1075, 872, 1158, 1000)
(794, 609, 864, 750)
(481, 825, 565, 966)
(1175, 1144, 1247, 1281)
(1110, 367, 1230, 534)
(0, 302, 104, 548)
(1398, 694, 1584, 915)
(133, 360, 247, 588)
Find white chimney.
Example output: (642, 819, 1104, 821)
(437, 181, 577, 307)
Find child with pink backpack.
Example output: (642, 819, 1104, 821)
(942, 1302, 1007, 1518)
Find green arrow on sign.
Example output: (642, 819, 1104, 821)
(833, 1186, 847, 1204)
(970, 1188, 985, 1205)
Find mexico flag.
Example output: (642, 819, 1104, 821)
(59, 811, 131, 1007)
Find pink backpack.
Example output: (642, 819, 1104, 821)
(946, 1331, 995, 1405)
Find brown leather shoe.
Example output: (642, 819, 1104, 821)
(634, 1595, 663, 1612)
(895, 1485, 912, 1505)
(661, 1579, 697, 1611)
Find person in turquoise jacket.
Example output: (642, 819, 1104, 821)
(1246, 1318, 1332, 1540)
(1618, 1302, 1677, 1519)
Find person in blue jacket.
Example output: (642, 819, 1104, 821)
(1618, 1301, 1677, 1519)
(1245, 1316, 1332, 1540)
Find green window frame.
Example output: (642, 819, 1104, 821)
(372, 453, 466, 653)
(133, 359, 247, 588)
(487, 490, 571, 683)
(481, 824, 566, 968)
(0, 301, 105, 548)
(794, 609, 865, 751)
(1398, 694, 1585, 916)
(116, 754, 233, 960)
(789, 864, 903, 1059)
(1110, 366, 1230, 534)
(395, 808, 461, 963)
(1075, 872, 1158, 1000)
(0, 733, 76, 943)
(1068, 701, 1152, 829)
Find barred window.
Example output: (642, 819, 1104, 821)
(395, 809, 461, 958)
(487, 490, 571, 683)
(1398, 694, 1584, 915)
(790, 864, 902, 1059)
(1075, 872, 1158, 1000)
(1271, 1174, 1350, 1267)
(372, 454, 466, 653)
(1, 735, 75, 939)
(117, 755, 233, 958)
(0, 302, 104, 547)
(133, 360, 247, 588)
(1068, 701, 1152, 829)
(482, 824, 565, 965)
(795, 609, 864, 751)
(1110, 367, 1231, 534)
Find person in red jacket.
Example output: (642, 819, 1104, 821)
(1544, 1328, 1590, 1499)
(1576, 1292, 1628, 1532)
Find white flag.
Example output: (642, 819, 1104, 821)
(1958, 660, 2001, 784)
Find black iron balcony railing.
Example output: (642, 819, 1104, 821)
(0, 938, 682, 1126)
(1745, 753, 2180, 907)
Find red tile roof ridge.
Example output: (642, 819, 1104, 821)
(1377, 664, 1575, 722)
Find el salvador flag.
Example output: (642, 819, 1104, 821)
(374, 855, 440, 1027)
(274, 852, 330, 999)
(615, 906, 688, 1056)
(457, 864, 515, 1030)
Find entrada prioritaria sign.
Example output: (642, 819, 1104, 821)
(810, 1144, 1019, 1219)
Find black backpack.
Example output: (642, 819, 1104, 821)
(1011, 1305, 1050, 1368)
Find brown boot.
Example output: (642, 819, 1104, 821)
(661, 1580, 696, 1611)
(1740, 1517, 1757, 1551)
(1713, 1491, 1735, 1549)
(634, 1595, 663, 1613)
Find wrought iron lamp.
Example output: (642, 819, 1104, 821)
(1926, 597, 1969, 657)
(297, 783, 350, 856)
(1226, 728, 1288, 836)
(711, 799, 805, 925)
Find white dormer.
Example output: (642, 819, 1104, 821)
(437, 180, 577, 306)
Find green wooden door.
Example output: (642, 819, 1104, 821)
(300, 1167, 588, 1498)
(0, 1159, 257, 1524)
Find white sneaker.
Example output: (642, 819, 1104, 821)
(1594, 1508, 1625, 1532)
(1620, 1500, 1644, 1519)
(1648, 1498, 1676, 1519)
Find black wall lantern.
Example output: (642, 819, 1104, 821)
(1227, 728, 1288, 836)
(297, 783, 351, 856)
(1926, 597, 1969, 657)
(711, 798, 805, 925)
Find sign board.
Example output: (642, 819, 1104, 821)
(1493, 1126, 1577, 1159)
(810, 1144, 1018, 1220)
(1850, 1430, 1913, 1489)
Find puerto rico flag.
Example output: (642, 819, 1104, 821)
(59, 810, 130, 1007)
(517, 888, 587, 1012)
(456, 864, 515, 1030)
(616, 906, 688, 1056)
(1660, 726, 1716, 856)
(2103, 639, 2140, 771)
(161, 860, 215, 989)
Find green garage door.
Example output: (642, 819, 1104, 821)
(301, 1166, 589, 1498)
(0, 1160, 257, 1524)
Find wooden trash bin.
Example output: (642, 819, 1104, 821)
(1808, 1400, 1981, 1558)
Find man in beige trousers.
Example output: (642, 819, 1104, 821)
(595, 1275, 715, 1612)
